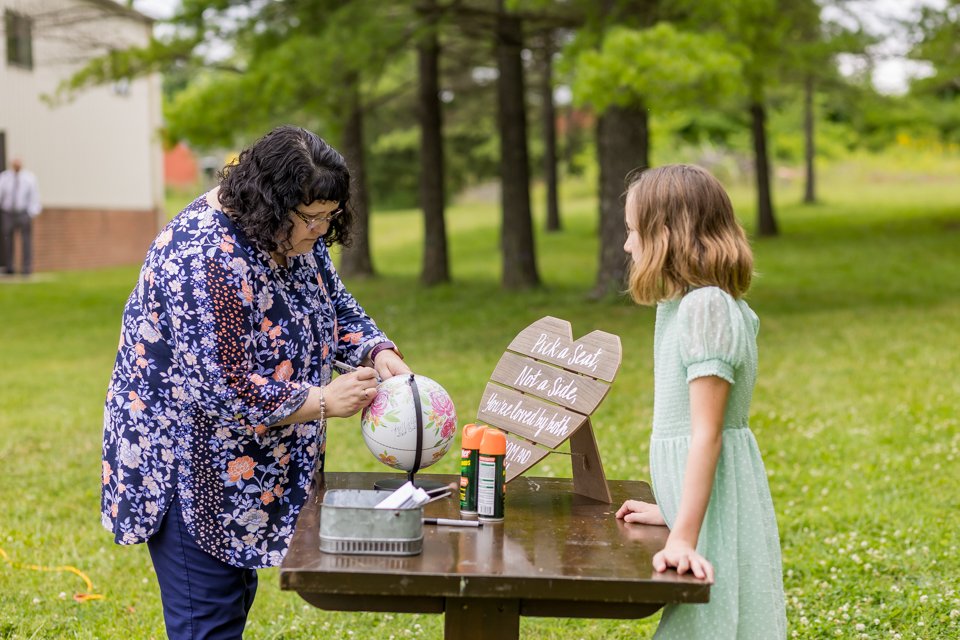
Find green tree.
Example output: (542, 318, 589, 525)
(535, 28, 562, 232)
(445, 0, 583, 289)
(495, 0, 540, 289)
(706, 0, 787, 236)
(560, 0, 657, 301)
(62, 0, 416, 279)
(673, 0, 824, 235)
(778, 0, 873, 204)
(908, 0, 960, 143)
(571, 20, 741, 297)
(416, 0, 450, 285)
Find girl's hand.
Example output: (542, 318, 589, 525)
(373, 349, 412, 381)
(615, 500, 666, 526)
(324, 367, 379, 418)
(653, 538, 715, 583)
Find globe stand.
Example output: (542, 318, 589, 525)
(373, 473, 449, 493)
(371, 374, 449, 494)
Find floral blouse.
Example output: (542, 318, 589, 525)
(101, 195, 389, 568)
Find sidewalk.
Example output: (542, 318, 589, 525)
(0, 272, 53, 284)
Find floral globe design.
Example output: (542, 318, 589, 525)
(360, 374, 457, 471)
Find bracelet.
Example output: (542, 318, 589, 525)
(369, 340, 403, 363)
(319, 385, 326, 424)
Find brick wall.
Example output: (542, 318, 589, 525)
(7, 208, 161, 272)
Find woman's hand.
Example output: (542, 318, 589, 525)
(324, 367, 379, 418)
(653, 537, 715, 583)
(615, 500, 667, 526)
(373, 349, 412, 381)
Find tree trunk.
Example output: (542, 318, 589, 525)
(540, 33, 561, 232)
(803, 74, 816, 205)
(417, 0, 449, 285)
(562, 104, 580, 172)
(496, 1, 539, 289)
(592, 104, 648, 299)
(750, 100, 778, 237)
(339, 82, 375, 278)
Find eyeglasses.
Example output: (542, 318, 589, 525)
(291, 205, 343, 229)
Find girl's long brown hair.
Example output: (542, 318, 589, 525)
(626, 164, 753, 305)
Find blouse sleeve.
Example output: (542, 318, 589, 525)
(316, 244, 389, 366)
(677, 287, 744, 385)
(157, 249, 308, 431)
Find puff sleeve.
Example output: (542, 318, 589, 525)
(677, 287, 745, 385)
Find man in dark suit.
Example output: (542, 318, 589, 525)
(0, 158, 42, 275)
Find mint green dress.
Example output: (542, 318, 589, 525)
(650, 287, 786, 639)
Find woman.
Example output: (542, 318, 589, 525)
(101, 125, 410, 638)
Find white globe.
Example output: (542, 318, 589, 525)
(360, 374, 458, 472)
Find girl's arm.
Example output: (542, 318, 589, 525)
(653, 374, 729, 582)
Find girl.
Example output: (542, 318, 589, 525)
(615, 164, 786, 638)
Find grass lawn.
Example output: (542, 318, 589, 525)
(1, 154, 959, 639)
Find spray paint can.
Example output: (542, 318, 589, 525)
(477, 428, 506, 522)
(459, 424, 486, 514)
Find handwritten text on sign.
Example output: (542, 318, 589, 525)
(478, 317, 622, 491)
(504, 435, 549, 482)
(490, 352, 610, 414)
(518, 363, 577, 401)
(507, 317, 622, 382)
(477, 383, 587, 449)
(531, 333, 603, 372)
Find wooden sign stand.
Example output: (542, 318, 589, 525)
(569, 418, 611, 503)
(476, 317, 622, 503)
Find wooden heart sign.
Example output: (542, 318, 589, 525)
(476, 317, 622, 503)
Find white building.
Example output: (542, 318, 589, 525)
(1, 0, 163, 271)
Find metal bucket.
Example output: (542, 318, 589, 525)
(319, 489, 423, 556)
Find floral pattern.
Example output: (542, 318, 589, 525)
(359, 375, 457, 471)
(429, 390, 457, 443)
(101, 195, 389, 569)
(363, 391, 390, 430)
(378, 451, 400, 467)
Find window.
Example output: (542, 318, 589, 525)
(112, 78, 131, 97)
(5, 10, 34, 70)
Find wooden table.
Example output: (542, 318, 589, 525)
(280, 472, 709, 639)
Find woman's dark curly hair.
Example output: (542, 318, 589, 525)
(217, 125, 352, 252)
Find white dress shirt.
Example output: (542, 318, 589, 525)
(0, 169, 42, 217)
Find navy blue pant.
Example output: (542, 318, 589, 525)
(148, 497, 258, 639)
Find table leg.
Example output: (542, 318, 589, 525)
(444, 597, 519, 640)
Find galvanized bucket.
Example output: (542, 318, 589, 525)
(319, 489, 423, 556)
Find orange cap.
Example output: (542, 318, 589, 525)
(479, 428, 507, 455)
(461, 424, 486, 450)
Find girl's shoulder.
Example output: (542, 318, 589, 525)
(678, 286, 758, 335)
(678, 286, 737, 314)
